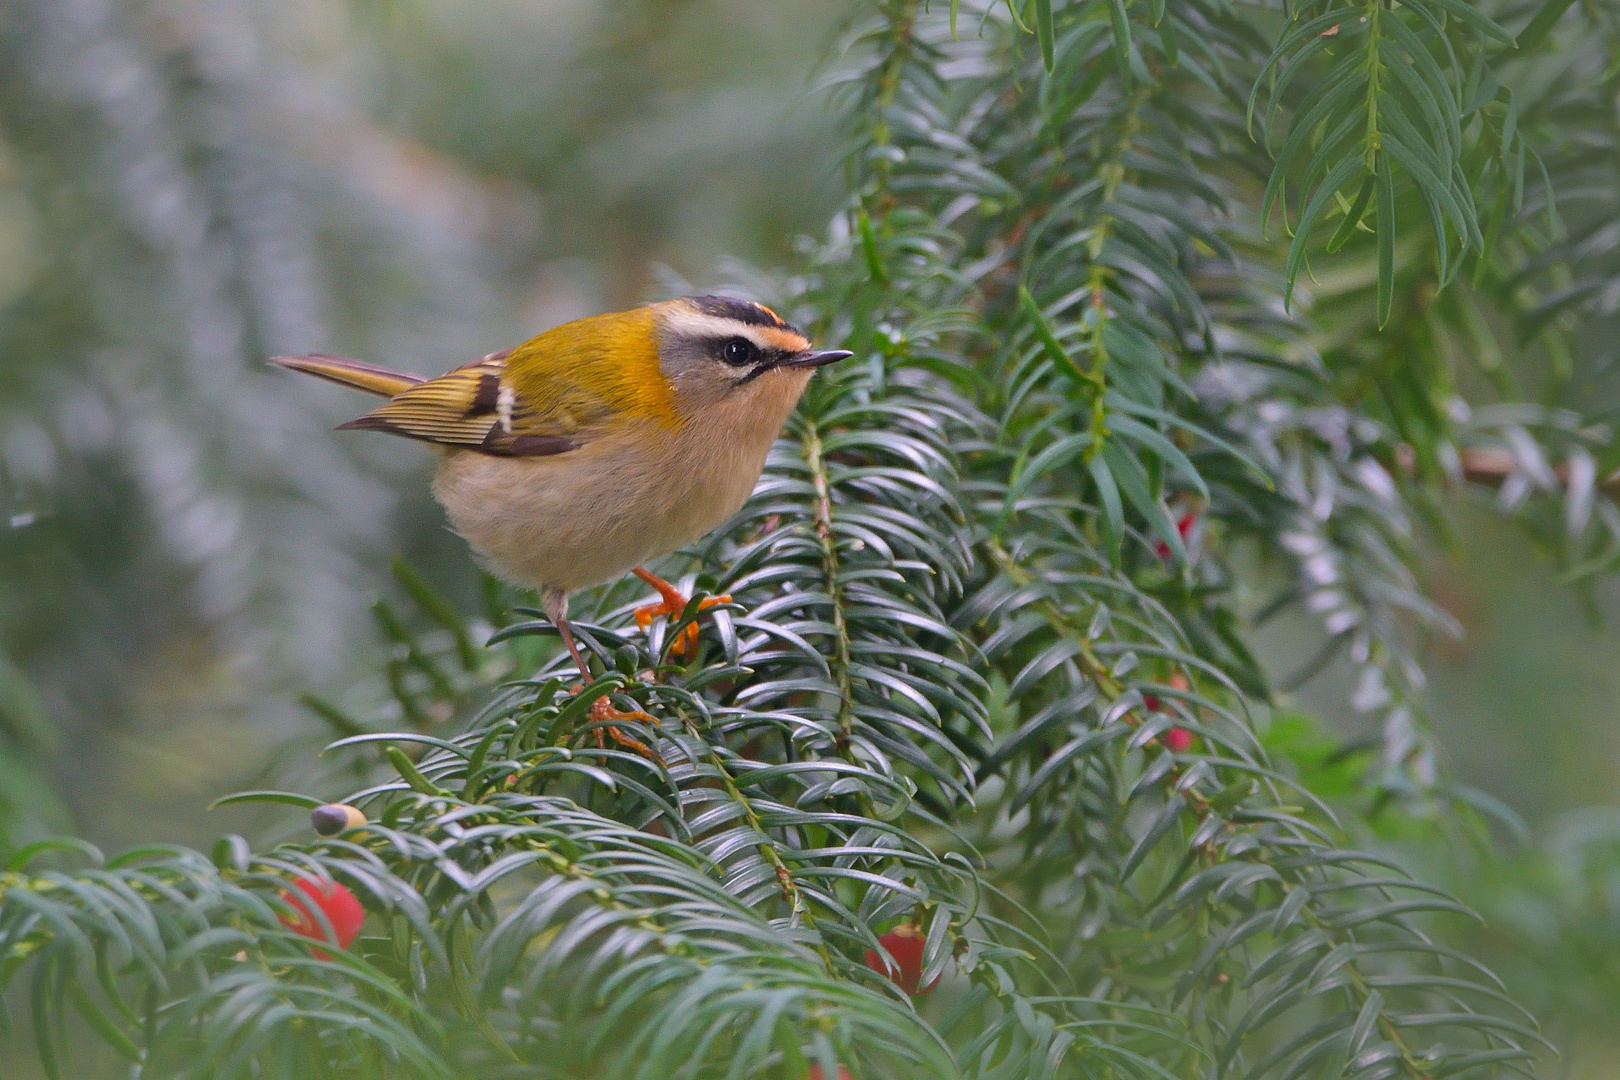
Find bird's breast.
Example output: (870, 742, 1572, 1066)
(431, 406, 783, 593)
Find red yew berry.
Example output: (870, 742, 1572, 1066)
(863, 923, 937, 995)
(1148, 672, 1194, 751)
(1154, 511, 1199, 559)
(1164, 726, 1195, 753)
(279, 876, 364, 958)
(807, 1067, 854, 1080)
(1145, 672, 1189, 715)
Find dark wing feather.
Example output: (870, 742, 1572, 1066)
(339, 350, 580, 458)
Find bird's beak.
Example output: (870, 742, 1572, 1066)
(785, 349, 853, 369)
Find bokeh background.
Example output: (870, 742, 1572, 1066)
(0, 1, 1616, 1076)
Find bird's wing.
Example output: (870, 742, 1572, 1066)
(340, 348, 607, 457)
(339, 310, 674, 457)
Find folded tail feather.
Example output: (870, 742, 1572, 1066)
(269, 353, 424, 399)
(273, 350, 578, 458)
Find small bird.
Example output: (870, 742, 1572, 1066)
(272, 296, 849, 757)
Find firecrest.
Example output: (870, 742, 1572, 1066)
(271, 296, 848, 756)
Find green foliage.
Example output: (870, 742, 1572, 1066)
(3, 0, 1620, 1077)
(1445, 809, 1620, 1031)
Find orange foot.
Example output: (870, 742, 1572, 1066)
(571, 687, 663, 763)
(631, 567, 731, 661)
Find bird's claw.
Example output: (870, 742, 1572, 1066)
(570, 689, 663, 763)
(630, 567, 730, 660)
(634, 593, 730, 659)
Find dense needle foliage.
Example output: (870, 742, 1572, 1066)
(2, 0, 1618, 1077)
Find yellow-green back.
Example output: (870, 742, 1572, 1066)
(504, 306, 676, 431)
(306, 306, 677, 456)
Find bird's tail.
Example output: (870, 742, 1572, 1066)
(269, 353, 425, 399)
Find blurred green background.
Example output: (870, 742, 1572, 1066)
(0, 0, 1616, 1076)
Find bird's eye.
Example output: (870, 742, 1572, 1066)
(722, 338, 756, 366)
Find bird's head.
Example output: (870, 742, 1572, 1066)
(652, 296, 851, 418)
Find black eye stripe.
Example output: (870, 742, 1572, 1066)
(734, 348, 792, 385)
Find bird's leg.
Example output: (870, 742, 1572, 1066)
(566, 625, 664, 761)
(554, 614, 592, 679)
(631, 567, 731, 661)
(544, 586, 663, 763)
